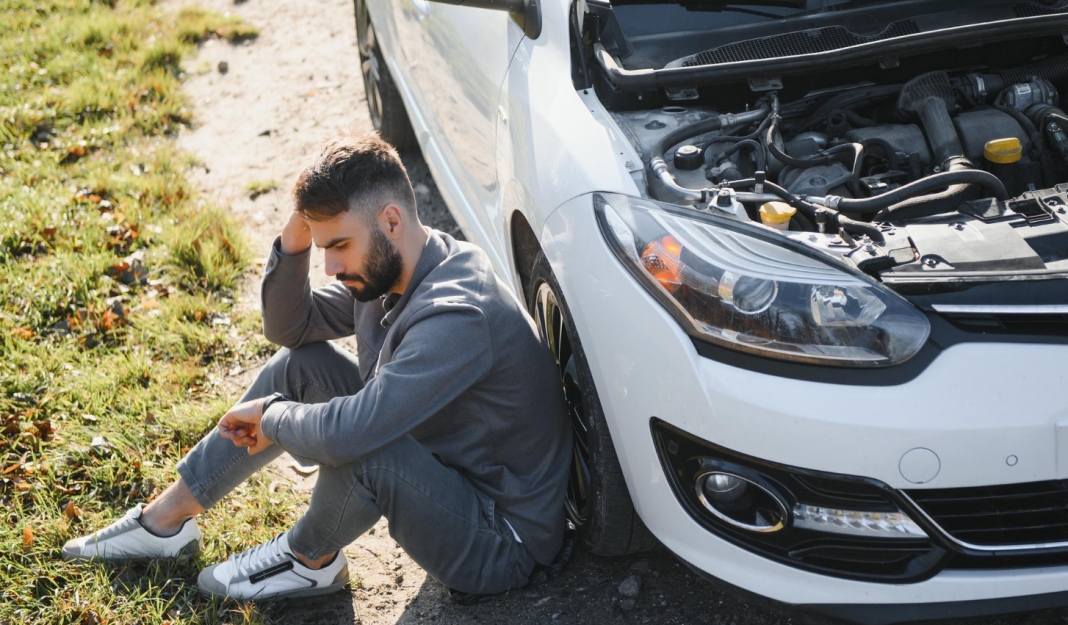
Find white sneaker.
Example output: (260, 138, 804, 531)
(197, 531, 349, 600)
(61, 503, 202, 561)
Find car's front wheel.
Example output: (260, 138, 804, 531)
(354, 0, 416, 151)
(529, 252, 658, 556)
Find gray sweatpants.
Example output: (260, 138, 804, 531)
(175, 342, 537, 595)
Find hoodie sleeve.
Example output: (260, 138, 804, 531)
(260, 237, 355, 348)
(260, 299, 493, 465)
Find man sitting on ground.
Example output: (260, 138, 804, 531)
(62, 133, 572, 601)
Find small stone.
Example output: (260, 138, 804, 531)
(414, 183, 431, 199)
(629, 558, 652, 575)
(551, 614, 560, 620)
(618, 575, 642, 598)
(620, 598, 636, 612)
(217, 60, 229, 74)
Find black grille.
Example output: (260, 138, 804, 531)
(683, 20, 919, 67)
(940, 311, 1068, 336)
(908, 480, 1068, 547)
(1014, 2, 1068, 18)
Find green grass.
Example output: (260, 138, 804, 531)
(1, 2, 304, 623)
(244, 178, 278, 200)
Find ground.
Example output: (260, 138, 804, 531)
(166, 0, 1068, 623)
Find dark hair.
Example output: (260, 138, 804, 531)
(292, 133, 418, 223)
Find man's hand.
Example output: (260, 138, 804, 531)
(218, 397, 275, 455)
(280, 210, 313, 255)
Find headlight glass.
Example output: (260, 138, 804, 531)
(595, 193, 929, 366)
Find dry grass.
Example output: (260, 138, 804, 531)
(1, 1, 301, 623)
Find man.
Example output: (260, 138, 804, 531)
(62, 133, 572, 601)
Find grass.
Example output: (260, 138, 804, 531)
(0, 1, 306, 623)
(244, 178, 278, 200)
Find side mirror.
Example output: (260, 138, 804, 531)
(427, 0, 541, 39)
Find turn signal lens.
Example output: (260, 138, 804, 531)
(641, 235, 683, 293)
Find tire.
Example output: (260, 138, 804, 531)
(528, 252, 658, 556)
(354, 0, 417, 152)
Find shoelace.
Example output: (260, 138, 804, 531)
(228, 534, 290, 578)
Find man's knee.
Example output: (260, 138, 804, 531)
(256, 342, 342, 398)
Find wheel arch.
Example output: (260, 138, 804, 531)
(510, 209, 544, 304)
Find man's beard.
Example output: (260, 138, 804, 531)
(337, 227, 404, 302)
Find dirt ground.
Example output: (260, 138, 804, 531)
(167, 0, 1068, 623)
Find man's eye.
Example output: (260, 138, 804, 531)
(335, 243, 348, 250)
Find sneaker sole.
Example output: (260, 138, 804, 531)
(62, 538, 202, 563)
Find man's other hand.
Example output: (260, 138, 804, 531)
(218, 397, 275, 455)
(280, 210, 313, 255)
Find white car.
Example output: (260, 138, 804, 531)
(354, 0, 1068, 621)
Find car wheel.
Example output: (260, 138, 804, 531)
(529, 252, 658, 556)
(354, 0, 416, 151)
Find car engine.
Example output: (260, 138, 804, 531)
(609, 59, 1068, 279)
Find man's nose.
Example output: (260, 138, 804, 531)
(324, 256, 345, 277)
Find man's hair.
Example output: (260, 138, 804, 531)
(292, 133, 418, 223)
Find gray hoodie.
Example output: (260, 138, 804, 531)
(258, 228, 571, 565)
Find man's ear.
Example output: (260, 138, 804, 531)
(380, 203, 404, 238)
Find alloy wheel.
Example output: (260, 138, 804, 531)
(534, 282, 592, 527)
(355, 5, 384, 131)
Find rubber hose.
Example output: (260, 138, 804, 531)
(832, 168, 1008, 214)
(835, 214, 885, 242)
(860, 138, 901, 171)
(726, 178, 822, 219)
(652, 117, 723, 164)
(993, 55, 1068, 94)
(848, 143, 864, 197)
(719, 139, 767, 171)
(765, 115, 856, 168)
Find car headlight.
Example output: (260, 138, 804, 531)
(595, 193, 930, 367)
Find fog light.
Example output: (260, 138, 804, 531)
(695, 470, 788, 533)
(793, 504, 928, 539)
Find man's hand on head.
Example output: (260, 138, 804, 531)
(218, 397, 275, 455)
(280, 210, 313, 255)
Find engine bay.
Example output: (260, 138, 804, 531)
(607, 60, 1068, 283)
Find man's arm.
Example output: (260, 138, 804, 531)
(259, 300, 493, 465)
(261, 212, 355, 348)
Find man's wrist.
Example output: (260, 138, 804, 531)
(262, 392, 292, 413)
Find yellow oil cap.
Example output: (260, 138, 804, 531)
(759, 201, 797, 227)
(984, 138, 1023, 164)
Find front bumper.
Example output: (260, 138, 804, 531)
(539, 194, 1068, 611)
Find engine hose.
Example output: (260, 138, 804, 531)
(993, 54, 1068, 94)
(992, 104, 1054, 187)
(835, 214, 885, 242)
(703, 116, 774, 159)
(651, 107, 770, 165)
(726, 178, 884, 240)
(860, 138, 901, 171)
(817, 168, 1008, 214)
(726, 178, 821, 219)
(848, 142, 864, 197)
(765, 114, 856, 168)
(649, 107, 770, 201)
(717, 139, 767, 171)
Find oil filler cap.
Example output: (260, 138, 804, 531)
(984, 137, 1023, 164)
(674, 145, 704, 171)
(899, 448, 941, 484)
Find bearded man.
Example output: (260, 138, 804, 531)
(62, 133, 572, 601)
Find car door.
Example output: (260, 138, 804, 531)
(402, 3, 525, 275)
